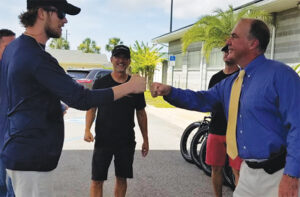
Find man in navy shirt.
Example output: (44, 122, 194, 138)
(0, 0, 145, 196)
(151, 19, 300, 197)
(0, 28, 15, 197)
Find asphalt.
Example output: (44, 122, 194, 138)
(54, 106, 233, 197)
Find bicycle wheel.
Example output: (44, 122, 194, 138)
(190, 125, 209, 169)
(222, 157, 236, 190)
(180, 121, 201, 163)
(199, 136, 212, 176)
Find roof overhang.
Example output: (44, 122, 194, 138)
(152, 0, 300, 44)
(244, 0, 299, 13)
(152, 24, 193, 44)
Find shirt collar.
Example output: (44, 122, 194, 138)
(243, 54, 267, 75)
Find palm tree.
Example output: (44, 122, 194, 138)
(49, 38, 70, 50)
(182, 5, 271, 61)
(105, 37, 123, 52)
(130, 41, 165, 89)
(77, 38, 100, 54)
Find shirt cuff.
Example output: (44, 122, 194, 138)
(284, 157, 300, 178)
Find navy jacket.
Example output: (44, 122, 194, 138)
(0, 34, 114, 171)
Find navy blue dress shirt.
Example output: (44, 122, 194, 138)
(165, 55, 300, 177)
(0, 34, 114, 171)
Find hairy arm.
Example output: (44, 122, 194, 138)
(84, 107, 97, 142)
(136, 108, 149, 157)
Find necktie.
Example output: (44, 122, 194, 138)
(226, 70, 245, 159)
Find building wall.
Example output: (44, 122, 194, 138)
(161, 7, 300, 91)
(274, 7, 300, 65)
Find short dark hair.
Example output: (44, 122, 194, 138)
(248, 19, 270, 52)
(19, 8, 39, 27)
(0, 29, 15, 40)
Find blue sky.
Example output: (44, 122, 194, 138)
(0, 0, 250, 56)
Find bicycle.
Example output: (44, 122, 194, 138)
(180, 117, 236, 190)
(190, 117, 210, 171)
(180, 117, 210, 164)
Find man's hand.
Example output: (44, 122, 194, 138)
(279, 174, 299, 197)
(150, 82, 172, 97)
(128, 75, 146, 94)
(84, 130, 94, 142)
(141, 140, 149, 157)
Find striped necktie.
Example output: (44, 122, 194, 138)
(226, 70, 245, 159)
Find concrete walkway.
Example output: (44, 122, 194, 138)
(146, 105, 208, 130)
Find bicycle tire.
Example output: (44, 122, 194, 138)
(190, 125, 209, 169)
(180, 121, 201, 163)
(222, 157, 236, 190)
(199, 136, 212, 176)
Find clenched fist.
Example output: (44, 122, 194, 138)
(128, 75, 146, 93)
(150, 82, 172, 97)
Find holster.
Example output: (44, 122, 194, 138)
(245, 147, 286, 174)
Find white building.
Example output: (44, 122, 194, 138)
(152, 0, 300, 90)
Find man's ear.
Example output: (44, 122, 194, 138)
(250, 39, 259, 51)
(37, 7, 47, 20)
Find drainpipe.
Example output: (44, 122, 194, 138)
(270, 13, 277, 60)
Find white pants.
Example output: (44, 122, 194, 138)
(6, 169, 55, 197)
(234, 161, 300, 197)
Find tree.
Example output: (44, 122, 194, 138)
(105, 37, 123, 52)
(130, 41, 165, 89)
(182, 5, 271, 61)
(77, 38, 100, 54)
(49, 38, 70, 50)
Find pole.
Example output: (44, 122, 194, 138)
(170, 0, 173, 32)
(65, 29, 68, 41)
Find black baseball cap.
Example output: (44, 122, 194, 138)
(221, 45, 229, 52)
(112, 45, 131, 59)
(27, 0, 81, 15)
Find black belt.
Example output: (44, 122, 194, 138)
(245, 147, 286, 174)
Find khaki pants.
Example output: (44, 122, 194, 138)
(234, 161, 300, 197)
(7, 169, 55, 197)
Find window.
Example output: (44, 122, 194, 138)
(187, 51, 201, 69)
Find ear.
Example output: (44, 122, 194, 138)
(249, 39, 259, 51)
(37, 7, 47, 21)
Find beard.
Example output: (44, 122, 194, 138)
(45, 26, 61, 38)
(225, 60, 236, 66)
(44, 19, 61, 39)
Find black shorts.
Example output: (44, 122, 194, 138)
(92, 145, 135, 181)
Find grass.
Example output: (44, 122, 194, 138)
(144, 90, 175, 108)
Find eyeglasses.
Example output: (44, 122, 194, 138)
(43, 7, 66, 19)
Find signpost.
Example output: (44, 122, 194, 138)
(169, 55, 176, 86)
(169, 55, 176, 67)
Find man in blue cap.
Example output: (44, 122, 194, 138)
(0, 1, 146, 196)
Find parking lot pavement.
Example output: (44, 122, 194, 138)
(63, 105, 207, 150)
(56, 107, 233, 197)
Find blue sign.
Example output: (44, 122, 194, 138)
(169, 55, 176, 61)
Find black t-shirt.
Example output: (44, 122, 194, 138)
(92, 74, 146, 148)
(208, 70, 238, 135)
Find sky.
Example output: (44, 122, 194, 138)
(0, 0, 251, 57)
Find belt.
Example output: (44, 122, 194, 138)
(245, 147, 286, 174)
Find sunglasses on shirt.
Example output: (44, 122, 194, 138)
(43, 7, 66, 19)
